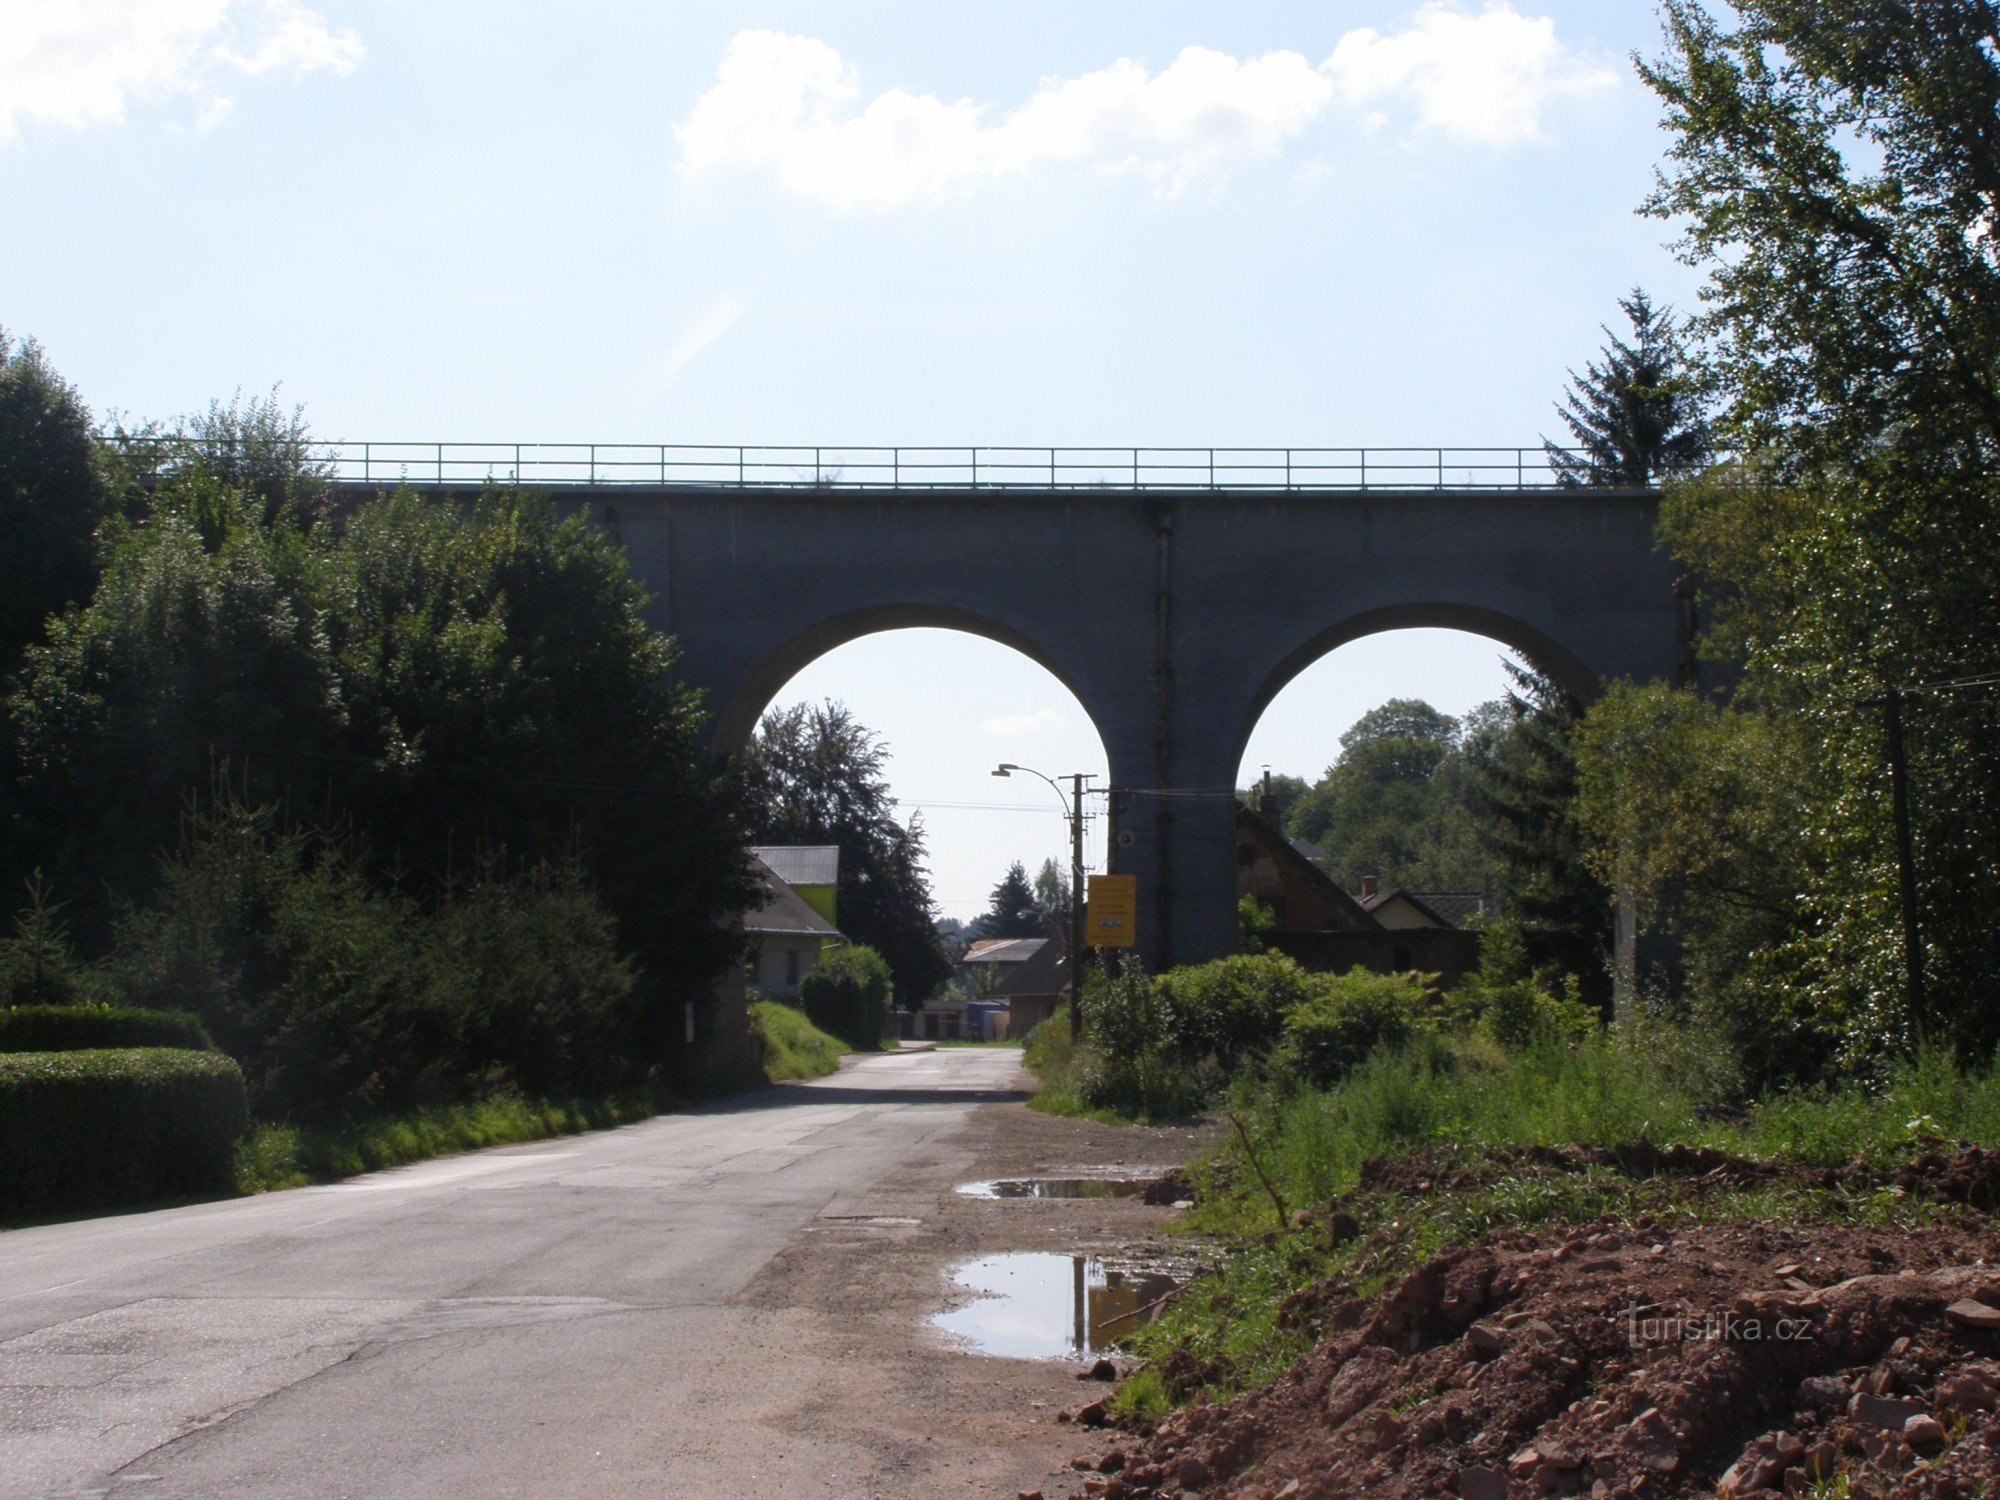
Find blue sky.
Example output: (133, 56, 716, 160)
(2, 1, 1700, 918)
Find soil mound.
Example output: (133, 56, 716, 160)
(1056, 1147, 2000, 1500)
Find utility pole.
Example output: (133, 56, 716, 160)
(1070, 771, 1087, 1045)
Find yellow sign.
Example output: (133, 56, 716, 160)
(1086, 874, 1138, 948)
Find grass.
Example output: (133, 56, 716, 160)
(749, 998, 850, 1082)
(234, 1088, 669, 1193)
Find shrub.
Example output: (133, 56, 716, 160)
(0, 1048, 248, 1218)
(0, 873, 106, 1008)
(1447, 922, 1598, 1049)
(1281, 966, 1435, 1087)
(1076, 963, 1218, 1118)
(1156, 952, 1317, 1072)
(798, 944, 893, 1050)
(0, 1004, 213, 1053)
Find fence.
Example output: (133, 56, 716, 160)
(109, 440, 1602, 491)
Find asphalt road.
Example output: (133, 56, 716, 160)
(0, 1047, 1031, 1500)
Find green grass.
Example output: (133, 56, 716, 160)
(234, 1088, 668, 1193)
(749, 999, 849, 1082)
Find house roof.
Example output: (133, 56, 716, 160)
(961, 937, 1048, 964)
(1235, 806, 1381, 933)
(743, 856, 843, 939)
(1288, 835, 1328, 864)
(749, 845, 840, 887)
(989, 936, 1069, 1000)
(1359, 889, 1483, 930)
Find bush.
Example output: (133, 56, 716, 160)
(0, 1048, 248, 1218)
(1281, 966, 1435, 1087)
(0, 1004, 213, 1053)
(1076, 963, 1218, 1119)
(1156, 953, 1317, 1072)
(1447, 921, 1598, 1049)
(798, 944, 893, 1050)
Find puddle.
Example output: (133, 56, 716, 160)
(931, 1252, 1185, 1359)
(956, 1167, 1170, 1200)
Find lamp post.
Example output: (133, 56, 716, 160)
(993, 762, 1091, 1041)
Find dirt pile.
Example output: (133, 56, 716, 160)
(1054, 1147, 2000, 1500)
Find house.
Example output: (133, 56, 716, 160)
(1234, 800, 1480, 985)
(1357, 876, 1487, 931)
(749, 845, 839, 924)
(973, 934, 1071, 1037)
(743, 853, 844, 1000)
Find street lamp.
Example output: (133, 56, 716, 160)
(993, 762, 1090, 1041)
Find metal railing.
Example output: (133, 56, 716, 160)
(110, 439, 1604, 492)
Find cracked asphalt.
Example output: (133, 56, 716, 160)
(0, 1046, 1180, 1500)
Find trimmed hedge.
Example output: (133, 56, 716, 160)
(0, 1048, 249, 1219)
(0, 1005, 214, 1054)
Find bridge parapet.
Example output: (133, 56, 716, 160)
(112, 438, 1597, 492)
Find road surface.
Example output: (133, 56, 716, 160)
(0, 1047, 1042, 1499)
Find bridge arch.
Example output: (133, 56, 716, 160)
(1229, 602, 1599, 777)
(711, 602, 1103, 754)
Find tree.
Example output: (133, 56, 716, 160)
(1031, 857, 1072, 929)
(976, 861, 1043, 939)
(1636, 1, 2000, 1062)
(0, 329, 114, 675)
(1465, 663, 1613, 1000)
(743, 701, 952, 1006)
(1287, 699, 1492, 894)
(1544, 289, 1711, 487)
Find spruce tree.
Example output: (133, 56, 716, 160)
(1544, 289, 1710, 487)
(977, 862, 1043, 939)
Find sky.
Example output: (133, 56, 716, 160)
(2, 0, 1700, 920)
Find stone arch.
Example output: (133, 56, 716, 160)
(1229, 601, 1600, 775)
(710, 602, 1104, 754)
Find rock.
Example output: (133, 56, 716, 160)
(1798, 1375, 1850, 1409)
(1947, 1298, 2000, 1329)
(1468, 1322, 1507, 1355)
(1458, 1465, 1509, 1500)
(1509, 1446, 1542, 1474)
(1849, 1391, 1924, 1431)
(1016, 1492, 1045, 1500)
(1804, 1441, 1838, 1479)
(1904, 1413, 1948, 1453)
(1099, 1450, 1128, 1473)
(1774, 1263, 1804, 1277)
(1177, 1455, 1213, 1489)
(1080, 1358, 1119, 1382)
(1078, 1399, 1112, 1428)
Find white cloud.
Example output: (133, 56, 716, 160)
(675, 6, 1615, 209)
(658, 295, 749, 381)
(0, 0, 362, 146)
(979, 708, 1067, 738)
(1324, 3, 1615, 146)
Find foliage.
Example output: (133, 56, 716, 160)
(796, 942, 894, 1050)
(1445, 921, 1598, 1050)
(1279, 967, 1434, 1088)
(1464, 664, 1612, 998)
(744, 701, 951, 1006)
(0, 1047, 248, 1219)
(119, 389, 333, 526)
(1572, 681, 1832, 1081)
(747, 998, 849, 1083)
(1157, 953, 1317, 1073)
(1031, 857, 1072, 931)
(0, 1005, 211, 1053)
(0, 872, 105, 1007)
(1543, 288, 1711, 487)
(1287, 698, 1494, 895)
(1638, 1, 2000, 1065)
(1237, 895, 1277, 954)
(1074, 961, 1218, 1119)
(0, 328, 113, 676)
(976, 860, 1043, 939)
(109, 791, 637, 1123)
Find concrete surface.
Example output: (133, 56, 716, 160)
(0, 1049, 1031, 1500)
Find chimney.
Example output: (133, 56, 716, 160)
(1258, 767, 1280, 824)
(1361, 875, 1379, 901)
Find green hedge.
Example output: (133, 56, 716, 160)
(0, 1005, 213, 1054)
(0, 1048, 249, 1219)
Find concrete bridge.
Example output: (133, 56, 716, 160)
(324, 445, 1686, 970)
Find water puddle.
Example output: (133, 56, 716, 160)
(956, 1167, 1170, 1200)
(931, 1251, 1185, 1359)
